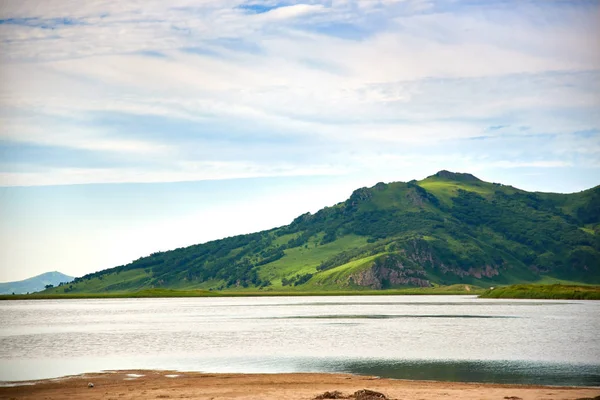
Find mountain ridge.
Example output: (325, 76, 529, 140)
(0, 271, 74, 294)
(43, 171, 600, 294)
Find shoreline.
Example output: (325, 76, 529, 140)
(3, 284, 600, 301)
(1, 370, 598, 400)
(0, 287, 484, 300)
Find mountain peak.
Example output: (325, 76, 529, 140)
(0, 271, 74, 294)
(432, 170, 481, 182)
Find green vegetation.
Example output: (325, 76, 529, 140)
(0, 288, 219, 300)
(480, 284, 600, 300)
(0, 284, 484, 300)
(33, 170, 600, 297)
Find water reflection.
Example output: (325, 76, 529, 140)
(274, 314, 518, 319)
(0, 296, 598, 385)
(326, 359, 600, 387)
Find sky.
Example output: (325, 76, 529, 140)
(0, 0, 599, 281)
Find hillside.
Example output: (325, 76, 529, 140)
(0, 271, 74, 294)
(43, 171, 600, 294)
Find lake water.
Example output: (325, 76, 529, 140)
(0, 295, 599, 386)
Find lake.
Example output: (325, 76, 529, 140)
(0, 295, 599, 386)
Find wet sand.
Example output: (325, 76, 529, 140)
(1, 370, 598, 400)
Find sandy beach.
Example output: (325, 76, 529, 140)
(1, 370, 598, 400)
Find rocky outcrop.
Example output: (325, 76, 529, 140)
(438, 264, 500, 278)
(349, 265, 431, 289)
(373, 182, 387, 191)
(348, 254, 431, 289)
(403, 238, 501, 279)
(350, 267, 380, 288)
(345, 187, 373, 213)
(345, 244, 506, 289)
(434, 170, 481, 182)
(406, 189, 425, 207)
(469, 265, 500, 278)
(404, 240, 436, 267)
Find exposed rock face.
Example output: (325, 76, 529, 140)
(470, 265, 500, 278)
(404, 240, 436, 267)
(434, 170, 481, 182)
(373, 182, 387, 191)
(345, 187, 373, 213)
(438, 264, 500, 278)
(349, 254, 431, 289)
(346, 236, 510, 289)
(404, 238, 501, 279)
(406, 189, 424, 207)
(291, 212, 312, 225)
(350, 267, 379, 288)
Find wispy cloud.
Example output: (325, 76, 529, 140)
(0, 0, 598, 186)
(0, 160, 348, 186)
(254, 4, 326, 20)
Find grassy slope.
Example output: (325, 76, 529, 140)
(258, 234, 368, 288)
(416, 173, 522, 203)
(361, 181, 435, 211)
(305, 253, 384, 290)
(418, 180, 493, 205)
(44, 269, 152, 294)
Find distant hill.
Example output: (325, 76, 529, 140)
(43, 171, 600, 294)
(0, 271, 74, 294)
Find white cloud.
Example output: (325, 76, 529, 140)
(487, 160, 573, 169)
(0, 160, 349, 187)
(2, 0, 600, 283)
(0, 0, 598, 187)
(259, 4, 326, 20)
(0, 115, 174, 155)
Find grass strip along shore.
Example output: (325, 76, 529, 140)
(480, 284, 600, 300)
(3, 284, 600, 300)
(0, 284, 483, 300)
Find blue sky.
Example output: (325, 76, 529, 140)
(0, 0, 599, 281)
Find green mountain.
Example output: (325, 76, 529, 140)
(45, 171, 600, 294)
(0, 271, 74, 294)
